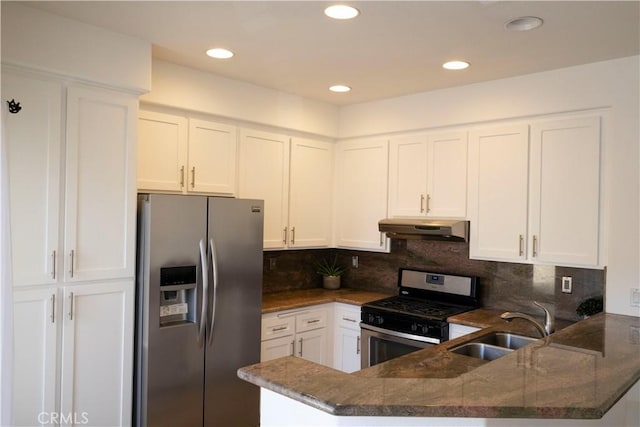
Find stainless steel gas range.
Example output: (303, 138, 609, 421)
(361, 268, 479, 368)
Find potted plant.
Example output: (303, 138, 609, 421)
(576, 296, 603, 318)
(315, 255, 346, 290)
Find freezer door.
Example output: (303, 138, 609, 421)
(204, 198, 263, 427)
(136, 194, 207, 427)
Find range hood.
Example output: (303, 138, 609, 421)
(378, 218, 469, 242)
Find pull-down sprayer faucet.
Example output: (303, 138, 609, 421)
(500, 301, 555, 337)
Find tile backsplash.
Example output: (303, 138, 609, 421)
(263, 240, 605, 322)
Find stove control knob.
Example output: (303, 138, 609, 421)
(367, 314, 376, 323)
(411, 323, 418, 332)
(377, 316, 385, 325)
(421, 325, 430, 335)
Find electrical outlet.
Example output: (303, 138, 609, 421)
(269, 258, 277, 271)
(352, 256, 359, 268)
(561, 276, 573, 294)
(631, 288, 640, 307)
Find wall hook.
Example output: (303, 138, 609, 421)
(7, 99, 22, 114)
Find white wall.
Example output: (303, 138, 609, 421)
(141, 59, 339, 138)
(1, 3, 151, 93)
(338, 56, 640, 317)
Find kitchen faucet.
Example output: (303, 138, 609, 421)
(500, 301, 555, 337)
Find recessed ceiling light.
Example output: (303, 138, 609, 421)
(324, 5, 360, 20)
(442, 61, 470, 71)
(206, 48, 234, 59)
(505, 16, 544, 31)
(329, 85, 351, 93)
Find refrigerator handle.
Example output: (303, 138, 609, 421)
(208, 238, 219, 346)
(198, 239, 209, 344)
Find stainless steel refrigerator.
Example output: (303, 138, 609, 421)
(134, 194, 263, 426)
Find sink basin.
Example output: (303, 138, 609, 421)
(449, 342, 513, 361)
(473, 332, 538, 350)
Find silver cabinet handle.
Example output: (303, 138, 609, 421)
(69, 250, 75, 278)
(282, 227, 288, 244)
(342, 316, 357, 323)
(272, 326, 288, 332)
(306, 319, 320, 325)
(420, 194, 425, 213)
(532, 235, 538, 257)
(298, 337, 303, 357)
(50, 294, 56, 323)
(379, 232, 384, 247)
(290, 340, 295, 356)
(68, 292, 74, 320)
(357, 336, 361, 355)
(519, 235, 524, 256)
(191, 167, 196, 188)
(51, 250, 56, 279)
(291, 227, 296, 245)
(426, 194, 431, 213)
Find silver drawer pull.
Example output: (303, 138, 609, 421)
(342, 316, 357, 323)
(306, 319, 320, 324)
(272, 326, 288, 332)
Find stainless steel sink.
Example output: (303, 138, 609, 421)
(472, 332, 538, 350)
(449, 342, 513, 361)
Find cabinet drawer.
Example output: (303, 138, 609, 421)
(261, 315, 295, 341)
(335, 305, 360, 329)
(295, 308, 327, 333)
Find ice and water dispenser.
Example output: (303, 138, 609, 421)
(159, 265, 197, 326)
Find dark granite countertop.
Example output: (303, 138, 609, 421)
(262, 288, 392, 313)
(239, 312, 640, 419)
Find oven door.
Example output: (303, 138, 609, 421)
(360, 324, 439, 368)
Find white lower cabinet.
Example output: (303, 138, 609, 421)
(333, 304, 361, 373)
(261, 305, 330, 366)
(12, 281, 134, 427)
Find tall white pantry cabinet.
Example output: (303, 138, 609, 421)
(4, 69, 137, 426)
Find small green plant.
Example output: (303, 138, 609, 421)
(576, 296, 603, 317)
(315, 255, 346, 277)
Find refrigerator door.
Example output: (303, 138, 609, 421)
(204, 198, 263, 427)
(136, 194, 207, 427)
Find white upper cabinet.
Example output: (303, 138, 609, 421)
(468, 125, 530, 262)
(288, 137, 333, 248)
(4, 71, 62, 287)
(65, 85, 137, 282)
(5, 73, 137, 285)
(138, 111, 237, 196)
(238, 129, 290, 249)
(468, 116, 602, 267)
(335, 138, 390, 252)
(239, 130, 333, 249)
(529, 116, 601, 266)
(388, 131, 468, 218)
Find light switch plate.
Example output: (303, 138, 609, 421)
(561, 276, 572, 294)
(631, 288, 640, 307)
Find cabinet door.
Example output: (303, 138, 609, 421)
(3, 71, 62, 286)
(59, 281, 134, 427)
(296, 329, 328, 365)
(64, 86, 137, 281)
(13, 288, 58, 426)
(137, 110, 188, 192)
(388, 136, 428, 217)
(426, 131, 468, 218)
(260, 336, 294, 362)
(188, 119, 237, 195)
(335, 326, 361, 373)
(238, 129, 290, 249)
(530, 116, 601, 266)
(468, 125, 529, 261)
(335, 139, 389, 251)
(288, 138, 333, 248)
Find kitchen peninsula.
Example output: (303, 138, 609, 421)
(239, 312, 640, 426)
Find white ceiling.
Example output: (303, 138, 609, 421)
(23, 1, 640, 106)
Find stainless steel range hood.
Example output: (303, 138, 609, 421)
(378, 218, 469, 242)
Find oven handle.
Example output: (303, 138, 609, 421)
(360, 323, 442, 345)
